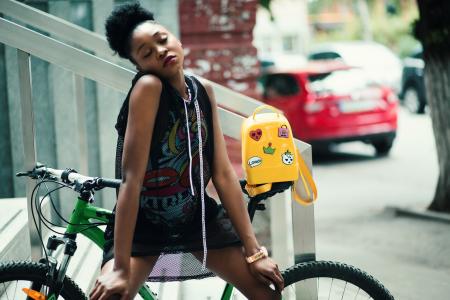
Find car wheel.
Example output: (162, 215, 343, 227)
(404, 86, 425, 114)
(372, 138, 394, 156)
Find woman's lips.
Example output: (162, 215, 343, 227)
(163, 55, 176, 67)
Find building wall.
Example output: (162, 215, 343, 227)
(179, 0, 260, 99)
(253, 0, 310, 67)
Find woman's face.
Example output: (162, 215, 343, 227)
(129, 22, 184, 78)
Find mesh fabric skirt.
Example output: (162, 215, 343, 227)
(102, 196, 242, 282)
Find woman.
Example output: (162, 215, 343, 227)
(89, 2, 283, 299)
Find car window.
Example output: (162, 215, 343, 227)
(262, 74, 300, 99)
(308, 69, 370, 94)
(309, 52, 342, 60)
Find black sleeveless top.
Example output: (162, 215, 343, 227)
(114, 72, 216, 235)
(103, 71, 241, 282)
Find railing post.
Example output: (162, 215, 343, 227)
(17, 49, 40, 260)
(292, 142, 317, 299)
(73, 74, 88, 175)
(270, 190, 296, 299)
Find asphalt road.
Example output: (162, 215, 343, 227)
(313, 107, 449, 300)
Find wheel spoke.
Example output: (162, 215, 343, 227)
(354, 288, 360, 300)
(12, 281, 17, 300)
(328, 278, 333, 300)
(1, 282, 9, 300)
(340, 281, 347, 300)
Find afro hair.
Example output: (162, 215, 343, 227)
(105, 2, 155, 59)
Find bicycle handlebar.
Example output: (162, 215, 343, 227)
(16, 164, 122, 190)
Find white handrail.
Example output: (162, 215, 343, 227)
(0, 17, 134, 92)
(0, 17, 303, 144)
(0, 0, 126, 66)
(0, 0, 265, 116)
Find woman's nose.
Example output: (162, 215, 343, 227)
(157, 47, 168, 59)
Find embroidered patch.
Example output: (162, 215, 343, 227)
(249, 129, 262, 141)
(278, 125, 289, 138)
(263, 143, 276, 155)
(248, 156, 262, 168)
(281, 150, 294, 165)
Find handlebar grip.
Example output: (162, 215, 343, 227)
(97, 178, 122, 189)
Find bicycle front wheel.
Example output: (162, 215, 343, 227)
(281, 261, 394, 300)
(0, 261, 86, 300)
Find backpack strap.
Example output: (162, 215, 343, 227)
(252, 104, 282, 119)
(292, 148, 318, 206)
(245, 183, 272, 197)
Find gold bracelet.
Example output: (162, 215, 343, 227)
(245, 246, 268, 264)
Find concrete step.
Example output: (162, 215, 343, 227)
(0, 198, 30, 262)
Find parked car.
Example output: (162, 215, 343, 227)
(399, 47, 426, 114)
(308, 41, 403, 95)
(259, 61, 398, 155)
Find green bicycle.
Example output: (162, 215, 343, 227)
(0, 164, 394, 299)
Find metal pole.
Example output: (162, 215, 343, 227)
(292, 142, 317, 299)
(270, 189, 296, 299)
(17, 49, 40, 260)
(74, 74, 88, 175)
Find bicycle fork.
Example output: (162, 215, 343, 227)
(24, 234, 78, 300)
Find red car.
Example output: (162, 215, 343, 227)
(259, 61, 398, 155)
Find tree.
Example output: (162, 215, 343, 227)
(414, 0, 450, 212)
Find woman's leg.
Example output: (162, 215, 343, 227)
(99, 255, 159, 299)
(192, 247, 281, 300)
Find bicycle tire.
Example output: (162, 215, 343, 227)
(0, 260, 86, 300)
(281, 260, 394, 300)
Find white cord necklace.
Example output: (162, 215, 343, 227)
(181, 79, 207, 270)
(182, 82, 191, 103)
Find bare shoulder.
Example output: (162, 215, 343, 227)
(197, 78, 217, 107)
(130, 74, 163, 104)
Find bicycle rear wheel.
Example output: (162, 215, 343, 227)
(0, 261, 86, 300)
(281, 261, 394, 300)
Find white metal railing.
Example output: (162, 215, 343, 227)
(0, 0, 265, 114)
(0, 0, 130, 68)
(0, 11, 316, 299)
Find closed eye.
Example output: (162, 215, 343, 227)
(143, 51, 151, 58)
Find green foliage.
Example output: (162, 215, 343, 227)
(309, 0, 420, 57)
(371, 8, 419, 57)
(259, 0, 271, 11)
(259, 0, 274, 20)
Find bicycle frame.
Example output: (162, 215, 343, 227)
(62, 195, 235, 300)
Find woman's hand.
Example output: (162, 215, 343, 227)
(89, 269, 130, 300)
(249, 257, 285, 292)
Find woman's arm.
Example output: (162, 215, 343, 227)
(90, 75, 162, 300)
(113, 75, 162, 274)
(201, 82, 260, 256)
(202, 81, 283, 290)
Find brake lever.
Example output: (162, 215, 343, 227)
(16, 171, 31, 177)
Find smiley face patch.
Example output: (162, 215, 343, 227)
(281, 150, 294, 165)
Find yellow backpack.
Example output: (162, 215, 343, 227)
(241, 105, 317, 205)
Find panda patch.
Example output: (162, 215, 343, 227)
(281, 150, 294, 165)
